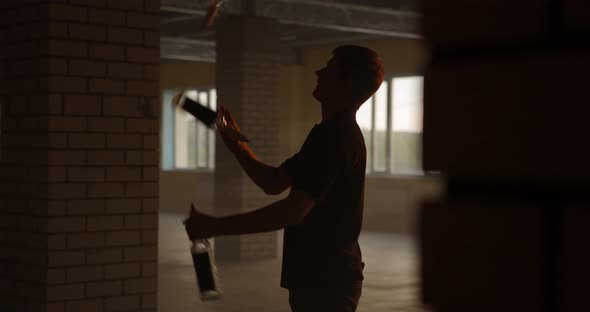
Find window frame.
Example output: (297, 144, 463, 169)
(361, 73, 424, 177)
(160, 86, 217, 172)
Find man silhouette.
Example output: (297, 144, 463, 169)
(183, 45, 384, 311)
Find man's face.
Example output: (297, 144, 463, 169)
(312, 57, 349, 103)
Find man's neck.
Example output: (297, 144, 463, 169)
(320, 102, 357, 122)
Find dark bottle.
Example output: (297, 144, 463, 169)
(180, 96, 250, 142)
(190, 238, 222, 301)
(181, 97, 218, 128)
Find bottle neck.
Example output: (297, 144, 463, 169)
(191, 240, 208, 253)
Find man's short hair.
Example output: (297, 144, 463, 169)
(332, 45, 384, 108)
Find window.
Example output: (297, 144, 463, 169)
(161, 88, 217, 170)
(356, 76, 424, 175)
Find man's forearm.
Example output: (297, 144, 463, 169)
(232, 145, 282, 194)
(211, 197, 298, 236)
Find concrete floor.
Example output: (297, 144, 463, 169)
(158, 212, 430, 312)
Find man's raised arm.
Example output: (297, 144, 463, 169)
(217, 105, 291, 195)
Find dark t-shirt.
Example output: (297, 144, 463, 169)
(279, 111, 366, 289)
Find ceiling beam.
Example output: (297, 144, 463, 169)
(160, 0, 420, 38)
(273, 0, 420, 16)
(284, 34, 383, 47)
(161, 37, 216, 47)
(160, 36, 301, 64)
(160, 36, 216, 62)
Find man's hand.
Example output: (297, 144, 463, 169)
(172, 89, 185, 108)
(216, 105, 248, 153)
(184, 203, 217, 241)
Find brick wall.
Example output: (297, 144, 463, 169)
(214, 16, 282, 260)
(420, 0, 590, 311)
(0, 1, 160, 311)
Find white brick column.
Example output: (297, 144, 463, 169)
(214, 16, 281, 260)
(0, 1, 160, 311)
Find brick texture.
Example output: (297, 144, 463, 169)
(214, 16, 281, 260)
(562, 204, 590, 311)
(423, 0, 546, 50)
(0, 2, 159, 311)
(420, 1, 590, 311)
(0, 6, 52, 311)
(422, 52, 590, 183)
(421, 201, 545, 311)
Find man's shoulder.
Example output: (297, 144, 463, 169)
(332, 120, 364, 144)
(313, 121, 365, 158)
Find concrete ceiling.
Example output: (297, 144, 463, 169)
(160, 0, 421, 63)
